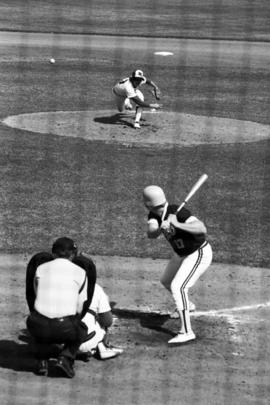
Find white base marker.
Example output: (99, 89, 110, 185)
(154, 51, 174, 56)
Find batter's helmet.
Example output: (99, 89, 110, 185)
(143, 185, 166, 207)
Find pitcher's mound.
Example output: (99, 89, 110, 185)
(2, 110, 270, 147)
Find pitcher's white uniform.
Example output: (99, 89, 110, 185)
(112, 77, 145, 112)
(112, 69, 161, 129)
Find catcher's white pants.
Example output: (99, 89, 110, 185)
(79, 312, 106, 352)
(113, 89, 144, 112)
(161, 241, 212, 311)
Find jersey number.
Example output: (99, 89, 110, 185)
(174, 238, 184, 249)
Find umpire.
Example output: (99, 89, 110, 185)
(26, 237, 96, 378)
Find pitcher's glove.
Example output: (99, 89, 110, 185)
(152, 87, 161, 100)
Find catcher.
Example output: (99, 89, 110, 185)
(78, 281, 124, 361)
(112, 69, 162, 128)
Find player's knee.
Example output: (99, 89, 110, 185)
(171, 279, 186, 297)
(98, 311, 113, 328)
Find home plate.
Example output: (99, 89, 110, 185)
(154, 51, 174, 56)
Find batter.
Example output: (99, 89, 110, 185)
(143, 185, 213, 344)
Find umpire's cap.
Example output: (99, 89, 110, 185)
(52, 237, 78, 258)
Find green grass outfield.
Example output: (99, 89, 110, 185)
(0, 0, 270, 41)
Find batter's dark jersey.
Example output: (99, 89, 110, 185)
(148, 204, 206, 256)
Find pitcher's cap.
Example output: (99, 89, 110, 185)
(131, 69, 146, 82)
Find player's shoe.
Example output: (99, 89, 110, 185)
(97, 342, 124, 360)
(168, 331, 196, 345)
(133, 122, 141, 129)
(55, 356, 75, 378)
(36, 359, 48, 376)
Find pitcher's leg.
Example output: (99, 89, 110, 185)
(134, 89, 144, 128)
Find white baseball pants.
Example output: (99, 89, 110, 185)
(161, 241, 213, 311)
(113, 89, 144, 112)
(79, 312, 106, 352)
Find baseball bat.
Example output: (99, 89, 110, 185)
(176, 173, 208, 213)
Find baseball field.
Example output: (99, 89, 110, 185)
(0, 1, 269, 404)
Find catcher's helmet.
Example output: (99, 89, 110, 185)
(143, 185, 166, 207)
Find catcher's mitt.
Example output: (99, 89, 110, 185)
(152, 88, 161, 100)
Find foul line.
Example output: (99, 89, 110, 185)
(192, 301, 270, 318)
(113, 301, 270, 321)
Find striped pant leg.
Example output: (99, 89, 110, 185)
(160, 252, 184, 291)
(170, 242, 213, 312)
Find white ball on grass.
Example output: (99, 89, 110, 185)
(49, 58, 55, 64)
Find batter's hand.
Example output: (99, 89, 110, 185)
(161, 220, 173, 237)
(167, 214, 178, 227)
(161, 220, 170, 231)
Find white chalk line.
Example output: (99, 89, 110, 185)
(191, 301, 270, 318)
(193, 302, 270, 350)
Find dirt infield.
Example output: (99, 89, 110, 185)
(3, 110, 270, 147)
(1, 253, 269, 405)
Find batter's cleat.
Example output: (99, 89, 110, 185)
(168, 331, 196, 345)
(36, 359, 48, 376)
(97, 342, 123, 360)
(133, 122, 141, 129)
(55, 356, 75, 378)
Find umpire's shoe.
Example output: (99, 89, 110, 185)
(36, 359, 48, 376)
(55, 356, 75, 378)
